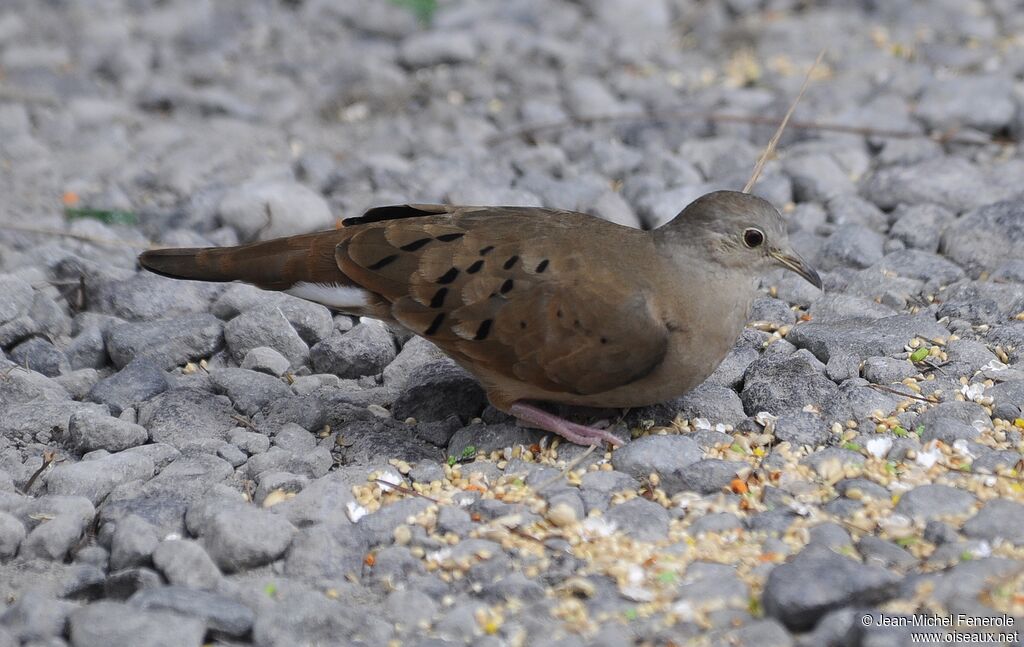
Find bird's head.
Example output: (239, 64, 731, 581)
(656, 190, 822, 289)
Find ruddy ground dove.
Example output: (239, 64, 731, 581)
(140, 190, 822, 446)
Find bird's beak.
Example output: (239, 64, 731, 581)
(770, 249, 823, 289)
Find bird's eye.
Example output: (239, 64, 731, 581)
(743, 228, 765, 248)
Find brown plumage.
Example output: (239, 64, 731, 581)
(139, 192, 822, 446)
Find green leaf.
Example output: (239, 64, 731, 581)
(656, 571, 676, 584)
(624, 608, 638, 621)
(729, 442, 745, 454)
(747, 596, 763, 617)
(447, 455, 457, 467)
(895, 536, 917, 547)
(389, 0, 437, 24)
(461, 445, 476, 459)
(960, 550, 974, 561)
(892, 426, 908, 437)
(264, 582, 278, 596)
(909, 347, 929, 362)
(841, 441, 862, 452)
(914, 425, 925, 437)
(64, 207, 137, 226)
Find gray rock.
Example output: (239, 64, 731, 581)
(230, 429, 271, 455)
(409, 460, 445, 484)
(105, 314, 223, 369)
(857, 535, 917, 570)
(9, 338, 69, 377)
(0, 511, 26, 559)
(916, 75, 1016, 133)
(399, 31, 478, 67)
(45, 451, 155, 505)
(392, 360, 487, 423)
(209, 368, 291, 416)
(196, 504, 295, 572)
(785, 153, 855, 202)
(674, 383, 747, 426)
(137, 388, 237, 448)
(861, 357, 915, 384)
(919, 418, 978, 444)
(241, 346, 291, 377)
(55, 367, 102, 400)
(888, 204, 955, 252)
(436, 506, 473, 537)
(825, 194, 889, 232)
(611, 435, 703, 494)
(110, 515, 158, 571)
(284, 523, 366, 581)
(20, 514, 88, 561)
(962, 499, 1024, 546)
(87, 358, 170, 416)
(0, 275, 33, 325)
(224, 305, 309, 368)
(941, 200, 1024, 274)
(310, 320, 396, 378)
(689, 512, 742, 535)
(130, 586, 254, 638)
(894, 484, 976, 521)
(816, 224, 885, 271)
(740, 353, 839, 416)
(251, 586, 390, 647)
(66, 325, 109, 370)
(605, 498, 669, 541)
(90, 273, 213, 322)
(0, 589, 76, 643)
(68, 410, 148, 453)
(861, 156, 999, 212)
(773, 411, 830, 447)
(762, 546, 899, 630)
(671, 459, 746, 495)
(151, 539, 223, 590)
(69, 600, 204, 647)
(448, 421, 544, 456)
(786, 314, 948, 364)
(219, 181, 334, 242)
(386, 589, 439, 629)
(211, 284, 334, 346)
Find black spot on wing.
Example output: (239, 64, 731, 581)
(425, 312, 445, 336)
(500, 279, 514, 294)
(400, 238, 432, 252)
(436, 232, 465, 242)
(368, 254, 398, 270)
(437, 267, 459, 284)
(466, 260, 484, 274)
(430, 288, 448, 308)
(503, 255, 519, 270)
(474, 319, 493, 340)
(535, 259, 549, 273)
(479, 245, 495, 255)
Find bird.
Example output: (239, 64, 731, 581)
(139, 190, 822, 447)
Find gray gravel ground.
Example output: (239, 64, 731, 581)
(2, 0, 1024, 645)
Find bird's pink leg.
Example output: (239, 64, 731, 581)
(509, 402, 623, 447)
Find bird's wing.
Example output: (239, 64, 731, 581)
(335, 204, 669, 395)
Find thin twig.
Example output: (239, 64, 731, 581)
(865, 382, 940, 404)
(488, 110, 1013, 148)
(0, 222, 154, 249)
(22, 450, 57, 494)
(744, 49, 826, 193)
(373, 478, 440, 504)
(535, 444, 598, 492)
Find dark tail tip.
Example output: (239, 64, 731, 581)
(138, 247, 228, 282)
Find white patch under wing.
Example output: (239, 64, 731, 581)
(285, 282, 370, 309)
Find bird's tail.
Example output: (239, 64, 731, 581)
(138, 230, 351, 291)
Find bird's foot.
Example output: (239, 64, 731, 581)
(509, 402, 623, 447)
